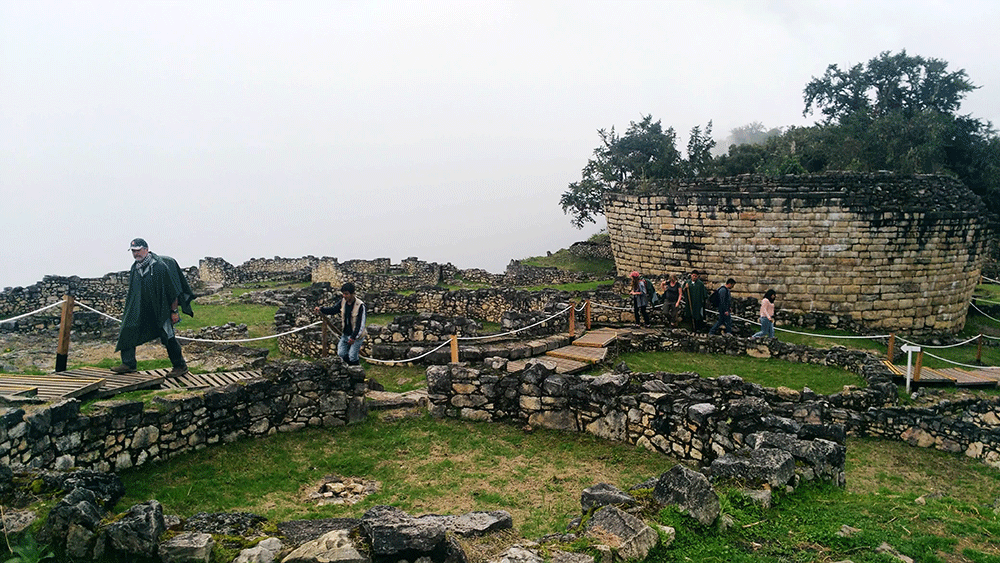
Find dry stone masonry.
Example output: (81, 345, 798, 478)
(605, 172, 988, 335)
(0, 359, 366, 473)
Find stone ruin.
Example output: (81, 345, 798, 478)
(605, 172, 989, 335)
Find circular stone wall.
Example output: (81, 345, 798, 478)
(604, 172, 988, 334)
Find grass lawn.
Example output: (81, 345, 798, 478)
(114, 415, 1000, 563)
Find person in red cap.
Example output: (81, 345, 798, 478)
(628, 271, 654, 327)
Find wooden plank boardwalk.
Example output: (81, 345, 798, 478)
(883, 359, 1000, 388)
(0, 367, 264, 403)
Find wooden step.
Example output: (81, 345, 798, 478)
(160, 370, 262, 390)
(0, 374, 105, 401)
(546, 345, 607, 364)
(572, 328, 620, 348)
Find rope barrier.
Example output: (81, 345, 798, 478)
(590, 302, 632, 312)
(921, 350, 1000, 371)
(457, 306, 572, 342)
(973, 297, 1000, 305)
(74, 301, 123, 322)
(0, 300, 67, 324)
(971, 303, 1000, 325)
(360, 340, 450, 365)
(980, 275, 1000, 284)
(176, 321, 322, 343)
(896, 334, 982, 349)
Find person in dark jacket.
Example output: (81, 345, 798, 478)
(708, 278, 736, 335)
(112, 238, 194, 377)
(314, 282, 367, 366)
(682, 270, 708, 332)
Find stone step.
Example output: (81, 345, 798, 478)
(507, 356, 591, 375)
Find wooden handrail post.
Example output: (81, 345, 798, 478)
(55, 295, 74, 372)
(321, 319, 329, 358)
(585, 299, 592, 330)
(914, 350, 923, 382)
(450, 334, 459, 363)
(568, 301, 575, 337)
(977, 334, 983, 364)
(887, 333, 895, 361)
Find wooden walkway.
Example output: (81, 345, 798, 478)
(882, 360, 1000, 387)
(508, 327, 641, 375)
(0, 367, 263, 403)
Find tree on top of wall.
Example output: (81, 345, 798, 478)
(560, 115, 713, 228)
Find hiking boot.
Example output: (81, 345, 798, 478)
(110, 364, 136, 374)
(167, 366, 189, 378)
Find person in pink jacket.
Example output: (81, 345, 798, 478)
(751, 289, 777, 339)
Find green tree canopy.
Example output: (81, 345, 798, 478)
(561, 115, 715, 227)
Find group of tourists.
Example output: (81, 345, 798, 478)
(627, 270, 778, 339)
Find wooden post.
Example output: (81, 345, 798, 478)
(585, 299, 592, 330)
(887, 334, 895, 361)
(568, 301, 575, 337)
(914, 350, 923, 382)
(55, 295, 74, 372)
(977, 334, 983, 364)
(321, 320, 329, 357)
(450, 334, 459, 364)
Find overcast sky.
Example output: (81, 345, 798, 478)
(2, 0, 998, 289)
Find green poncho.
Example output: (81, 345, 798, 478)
(115, 253, 194, 351)
(683, 278, 708, 320)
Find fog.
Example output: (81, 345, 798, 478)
(2, 0, 998, 289)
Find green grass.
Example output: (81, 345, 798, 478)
(519, 249, 615, 276)
(111, 416, 1000, 563)
(601, 350, 864, 395)
(362, 363, 427, 393)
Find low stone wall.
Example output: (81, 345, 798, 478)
(0, 267, 198, 336)
(428, 330, 1000, 470)
(312, 257, 457, 293)
(427, 337, 893, 468)
(198, 256, 317, 286)
(0, 359, 367, 473)
(275, 285, 642, 360)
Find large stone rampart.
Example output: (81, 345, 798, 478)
(605, 172, 988, 335)
(0, 359, 366, 473)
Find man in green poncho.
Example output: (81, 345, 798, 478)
(682, 269, 708, 333)
(112, 238, 195, 377)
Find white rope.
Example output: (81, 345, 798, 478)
(973, 297, 1000, 305)
(980, 275, 1000, 284)
(896, 334, 982, 350)
(458, 306, 571, 342)
(360, 340, 450, 365)
(0, 300, 67, 324)
(74, 301, 123, 322)
(728, 312, 890, 340)
(590, 302, 634, 312)
(177, 321, 322, 343)
(971, 302, 1000, 325)
(920, 350, 1000, 370)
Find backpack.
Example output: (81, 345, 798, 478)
(708, 287, 721, 307)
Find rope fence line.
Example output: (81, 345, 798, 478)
(981, 275, 1000, 284)
(0, 300, 66, 325)
(8, 295, 1000, 372)
(921, 350, 1000, 371)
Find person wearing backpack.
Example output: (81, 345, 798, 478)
(708, 278, 736, 335)
(629, 271, 653, 327)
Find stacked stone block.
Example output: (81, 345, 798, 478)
(0, 359, 366, 473)
(605, 173, 988, 334)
